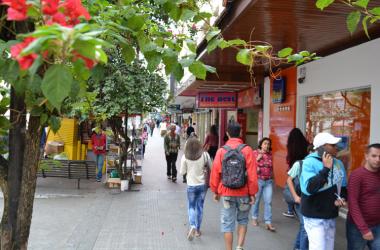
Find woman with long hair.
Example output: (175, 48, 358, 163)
(203, 125, 219, 159)
(251, 137, 276, 232)
(285, 128, 310, 250)
(180, 137, 212, 240)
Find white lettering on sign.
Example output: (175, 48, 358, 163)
(276, 105, 291, 112)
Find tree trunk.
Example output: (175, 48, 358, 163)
(3, 88, 26, 249)
(109, 115, 130, 180)
(16, 116, 41, 249)
(0, 89, 41, 250)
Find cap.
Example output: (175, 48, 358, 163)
(313, 132, 341, 149)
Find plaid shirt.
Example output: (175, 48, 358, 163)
(164, 133, 180, 154)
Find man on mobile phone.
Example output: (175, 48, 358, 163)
(347, 143, 380, 250)
(300, 132, 347, 250)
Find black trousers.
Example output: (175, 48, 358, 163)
(166, 153, 178, 178)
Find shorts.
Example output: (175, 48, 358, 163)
(220, 196, 251, 232)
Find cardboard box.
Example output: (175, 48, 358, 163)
(107, 178, 121, 188)
(133, 172, 142, 184)
(45, 141, 64, 155)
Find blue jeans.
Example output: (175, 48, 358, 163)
(252, 179, 273, 224)
(96, 154, 104, 180)
(187, 185, 207, 230)
(220, 196, 251, 232)
(294, 204, 309, 250)
(346, 219, 380, 250)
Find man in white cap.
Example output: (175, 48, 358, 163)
(300, 132, 347, 250)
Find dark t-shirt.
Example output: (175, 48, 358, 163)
(186, 126, 194, 136)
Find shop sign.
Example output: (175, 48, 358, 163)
(272, 78, 286, 103)
(237, 87, 261, 108)
(198, 92, 237, 108)
(168, 104, 181, 113)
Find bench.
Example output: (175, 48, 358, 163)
(37, 160, 97, 189)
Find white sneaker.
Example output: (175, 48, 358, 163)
(187, 227, 195, 241)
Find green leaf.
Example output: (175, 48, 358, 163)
(278, 48, 293, 58)
(121, 44, 136, 64)
(255, 45, 270, 53)
(69, 80, 80, 99)
(173, 63, 184, 81)
(353, 0, 369, 9)
(206, 29, 221, 42)
(12, 77, 28, 96)
(207, 38, 221, 53)
(299, 51, 310, 57)
(0, 116, 10, 130)
(144, 51, 162, 72)
(204, 65, 216, 73)
(49, 116, 61, 133)
(347, 11, 361, 34)
(186, 40, 197, 53)
(179, 57, 195, 67)
(369, 7, 380, 15)
(73, 40, 96, 59)
(189, 61, 207, 80)
(316, 0, 335, 10)
(154, 0, 168, 4)
(180, 8, 196, 21)
(126, 15, 146, 31)
(287, 53, 303, 62)
(236, 49, 252, 66)
(40, 113, 48, 126)
(227, 39, 247, 47)
(41, 65, 73, 110)
(362, 15, 370, 38)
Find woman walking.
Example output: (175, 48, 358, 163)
(203, 125, 219, 159)
(251, 137, 276, 232)
(180, 137, 212, 241)
(286, 128, 310, 250)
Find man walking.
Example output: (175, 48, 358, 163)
(347, 143, 380, 250)
(164, 124, 181, 182)
(186, 123, 195, 138)
(210, 122, 258, 250)
(91, 127, 107, 182)
(300, 132, 347, 250)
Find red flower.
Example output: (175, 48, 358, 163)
(10, 37, 38, 70)
(42, 0, 60, 16)
(60, 0, 90, 21)
(2, 0, 28, 21)
(46, 12, 69, 26)
(72, 52, 96, 69)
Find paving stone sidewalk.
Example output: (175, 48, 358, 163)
(0, 129, 347, 249)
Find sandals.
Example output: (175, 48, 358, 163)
(265, 224, 276, 232)
(251, 219, 259, 226)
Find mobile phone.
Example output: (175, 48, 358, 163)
(317, 147, 326, 158)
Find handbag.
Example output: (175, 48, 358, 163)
(203, 153, 211, 188)
(282, 160, 303, 204)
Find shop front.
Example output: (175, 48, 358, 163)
(237, 87, 263, 149)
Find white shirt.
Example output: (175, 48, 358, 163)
(175, 125, 181, 135)
(180, 152, 212, 186)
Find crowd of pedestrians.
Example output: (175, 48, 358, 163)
(155, 119, 380, 250)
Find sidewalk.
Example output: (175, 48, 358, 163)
(1, 129, 347, 249)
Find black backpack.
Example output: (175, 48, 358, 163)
(221, 144, 247, 189)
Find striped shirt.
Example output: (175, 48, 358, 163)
(347, 166, 380, 235)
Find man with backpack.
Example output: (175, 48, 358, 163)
(210, 122, 258, 250)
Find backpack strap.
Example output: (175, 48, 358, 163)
(223, 145, 232, 151)
(297, 160, 303, 178)
(236, 144, 247, 152)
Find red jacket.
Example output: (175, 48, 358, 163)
(91, 133, 106, 155)
(210, 138, 258, 196)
